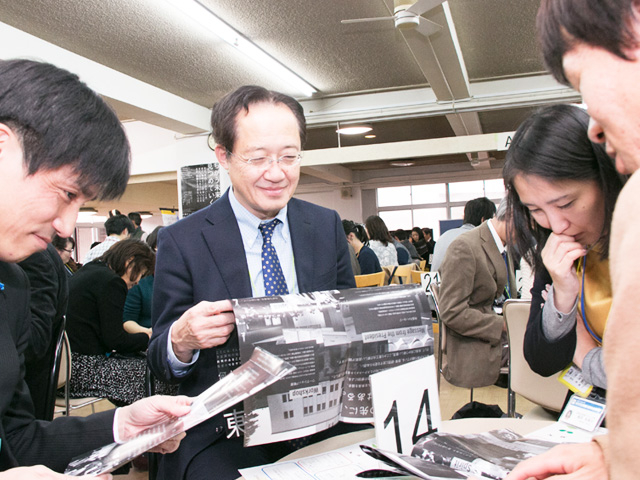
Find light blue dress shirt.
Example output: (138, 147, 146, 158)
(167, 187, 298, 373)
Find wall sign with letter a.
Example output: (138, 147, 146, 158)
(370, 356, 441, 454)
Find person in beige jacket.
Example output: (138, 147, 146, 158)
(438, 199, 514, 388)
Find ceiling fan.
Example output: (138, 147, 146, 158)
(341, 0, 446, 37)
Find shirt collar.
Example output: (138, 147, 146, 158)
(487, 219, 505, 254)
(228, 187, 289, 248)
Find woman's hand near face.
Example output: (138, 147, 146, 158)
(541, 233, 586, 313)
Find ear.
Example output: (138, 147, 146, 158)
(215, 145, 230, 170)
(0, 122, 16, 154)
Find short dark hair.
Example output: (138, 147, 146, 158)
(537, 0, 640, 85)
(0, 59, 130, 200)
(97, 238, 154, 279)
(52, 234, 74, 251)
(365, 215, 393, 246)
(146, 226, 164, 251)
(422, 227, 433, 238)
(411, 227, 423, 237)
(463, 197, 497, 226)
(104, 214, 135, 236)
(128, 212, 142, 227)
(393, 229, 408, 241)
(503, 104, 626, 270)
(210, 85, 307, 152)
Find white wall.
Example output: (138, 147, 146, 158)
(294, 186, 363, 222)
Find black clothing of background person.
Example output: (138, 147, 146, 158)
(18, 243, 68, 420)
(66, 261, 148, 355)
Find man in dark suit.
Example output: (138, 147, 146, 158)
(437, 199, 515, 388)
(0, 59, 190, 478)
(148, 85, 356, 480)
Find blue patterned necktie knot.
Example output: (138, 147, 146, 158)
(259, 219, 289, 296)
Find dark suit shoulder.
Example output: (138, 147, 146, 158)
(1, 259, 29, 287)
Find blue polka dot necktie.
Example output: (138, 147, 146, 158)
(259, 219, 289, 296)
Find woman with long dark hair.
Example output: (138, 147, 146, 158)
(365, 215, 398, 267)
(504, 104, 626, 390)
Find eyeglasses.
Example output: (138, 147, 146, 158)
(63, 248, 74, 253)
(226, 151, 302, 168)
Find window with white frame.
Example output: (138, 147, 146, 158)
(376, 179, 505, 239)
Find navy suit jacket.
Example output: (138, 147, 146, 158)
(148, 190, 354, 478)
(0, 261, 114, 472)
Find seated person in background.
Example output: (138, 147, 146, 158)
(411, 226, 429, 260)
(504, 104, 625, 391)
(422, 227, 436, 263)
(390, 232, 411, 265)
(123, 226, 164, 336)
(52, 234, 77, 276)
(365, 215, 398, 266)
(394, 229, 421, 262)
(431, 197, 497, 272)
(438, 198, 515, 388)
(128, 211, 145, 240)
(343, 219, 382, 275)
(83, 213, 134, 263)
(18, 241, 68, 421)
(67, 239, 174, 405)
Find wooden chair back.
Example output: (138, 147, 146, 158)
(355, 271, 386, 287)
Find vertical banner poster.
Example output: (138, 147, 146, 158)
(179, 162, 221, 217)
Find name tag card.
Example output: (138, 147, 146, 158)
(559, 364, 593, 397)
(559, 394, 606, 432)
(370, 356, 441, 454)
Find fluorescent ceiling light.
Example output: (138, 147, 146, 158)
(77, 214, 107, 224)
(390, 161, 415, 167)
(364, 134, 377, 139)
(79, 207, 97, 215)
(336, 124, 373, 135)
(164, 0, 316, 97)
(139, 211, 153, 219)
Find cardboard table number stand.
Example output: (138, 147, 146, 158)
(370, 356, 441, 454)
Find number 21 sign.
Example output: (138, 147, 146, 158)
(370, 356, 441, 454)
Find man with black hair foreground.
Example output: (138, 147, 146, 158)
(506, 1, 640, 478)
(431, 197, 497, 272)
(0, 59, 190, 478)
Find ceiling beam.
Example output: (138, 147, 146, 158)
(0, 21, 211, 134)
(401, 3, 470, 101)
(301, 164, 353, 184)
(301, 75, 580, 127)
(303, 131, 514, 167)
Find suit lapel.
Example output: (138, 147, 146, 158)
(288, 199, 314, 293)
(201, 192, 253, 298)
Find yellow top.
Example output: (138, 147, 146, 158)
(576, 248, 611, 345)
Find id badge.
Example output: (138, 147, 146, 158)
(559, 394, 606, 432)
(559, 364, 593, 397)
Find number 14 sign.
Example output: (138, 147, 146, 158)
(370, 356, 441, 455)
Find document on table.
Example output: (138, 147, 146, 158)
(239, 438, 384, 480)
